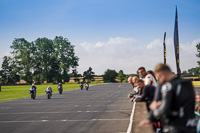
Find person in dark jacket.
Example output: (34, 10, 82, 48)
(31, 84, 37, 97)
(140, 64, 196, 133)
(135, 85, 155, 111)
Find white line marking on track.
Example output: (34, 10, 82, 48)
(0, 119, 130, 123)
(0, 110, 131, 114)
(41, 120, 49, 122)
(0, 104, 126, 109)
(126, 102, 136, 133)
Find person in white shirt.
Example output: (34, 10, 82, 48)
(145, 70, 157, 87)
(138, 67, 157, 87)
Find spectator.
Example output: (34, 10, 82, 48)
(128, 76, 139, 100)
(132, 76, 139, 93)
(138, 67, 147, 80)
(146, 70, 157, 87)
(128, 76, 133, 85)
(135, 85, 156, 111)
(141, 64, 196, 133)
(131, 79, 144, 99)
(138, 67, 157, 87)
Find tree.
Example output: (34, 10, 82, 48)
(0, 56, 11, 84)
(188, 67, 200, 76)
(0, 56, 20, 84)
(0, 70, 2, 84)
(196, 43, 200, 66)
(33, 37, 55, 83)
(117, 70, 125, 82)
(83, 67, 95, 82)
(103, 69, 118, 82)
(182, 70, 187, 74)
(10, 36, 79, 83)
(10, 38, 35, 84)
(53, 36, 79, 82)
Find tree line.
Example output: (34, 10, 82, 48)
(0, 36, 79, 84)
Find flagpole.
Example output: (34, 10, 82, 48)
(163, 32, 166, 65)
(174, 6, 181, 78)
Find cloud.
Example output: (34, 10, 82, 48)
(146, 39, 162, 49)
(75, 37, 200, 75)
(180, 38, 200, 54)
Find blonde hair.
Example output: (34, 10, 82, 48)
(154, 64, 171, 74)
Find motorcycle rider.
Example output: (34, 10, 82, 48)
(30, 84, 37, 97)
(45, 86, 52, 96)
(57, 82, 63, 91)
(85, 82, 89, 90)
(80, 82, 84, 90)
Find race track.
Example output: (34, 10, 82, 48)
(0, 83, 133, 133)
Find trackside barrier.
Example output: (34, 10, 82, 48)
(132, 102, 154, 133)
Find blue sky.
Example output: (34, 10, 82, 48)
(0, 0, 200, 75)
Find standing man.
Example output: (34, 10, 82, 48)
(138, 67, 147, 80)
(138, 67, 157, 87)
(141, 64, 196, 133)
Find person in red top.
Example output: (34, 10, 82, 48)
(138, 67, 157, 87)
(145, 70, 157, 87)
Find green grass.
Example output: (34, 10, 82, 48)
(0, 83, 103, 102)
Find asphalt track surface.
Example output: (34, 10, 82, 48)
(0, 83, 133, 133)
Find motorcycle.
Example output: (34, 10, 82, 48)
(85, 84, 89, 91)
(46, 91, 52, 99)
(45, 87, 52, 99)
(80, 83, 83, 90)
(58, 86, 63, 94)
(29, 87, 36, 99)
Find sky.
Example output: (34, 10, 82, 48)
(0, 0, 200, 75)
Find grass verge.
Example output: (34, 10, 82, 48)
(0, 83, 103, 102)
